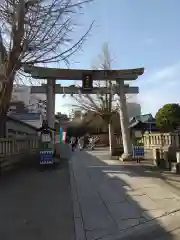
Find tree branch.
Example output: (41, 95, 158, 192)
(0, 0, 94, 114)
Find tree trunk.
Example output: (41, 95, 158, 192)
(0, 110, 7, 137)
(0, 79, 14, 138)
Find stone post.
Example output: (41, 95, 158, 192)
(117, 79, 132, 160)
(108, 123, 115, 156)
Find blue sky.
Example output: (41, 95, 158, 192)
(55, 0, 180, 116)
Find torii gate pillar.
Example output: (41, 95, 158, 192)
(117, 80, 132, 160)
(46, 79, 55, 147)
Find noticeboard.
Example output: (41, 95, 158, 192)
(41, 133, 51, 143)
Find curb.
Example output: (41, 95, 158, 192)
(69, 156, 87, 240)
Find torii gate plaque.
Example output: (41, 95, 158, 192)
(24, 65, 144, 160)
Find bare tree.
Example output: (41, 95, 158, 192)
(71, 43, 117, 127)
(0, 0, 93, 136)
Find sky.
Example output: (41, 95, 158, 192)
(55, 0, 180, 117)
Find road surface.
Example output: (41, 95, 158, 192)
(2, 146, 180, 239)
(0, 157, 74, 240)
(71, 148, 180, 240)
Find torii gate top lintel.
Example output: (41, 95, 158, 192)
(24, 65, 144, 81)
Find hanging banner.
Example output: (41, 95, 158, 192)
(56, 123, 60, 135)
(62, 131, 67, 143)
(59, 127, 63, 143)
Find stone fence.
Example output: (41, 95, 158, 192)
(0, 137, 39, 172)
(93, 132, 180, 168)
(139, 132, 180, 163)
(142, 132, 180, 150)
(0, 134, 63, 173)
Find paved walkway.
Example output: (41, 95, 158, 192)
(0, 157, 74, 240)
(70, 148, 180, 240)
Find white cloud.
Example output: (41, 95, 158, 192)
(139, 62, 180, 87)
(55, 62, 180, 115)
(149, 62, 180, 82)
(138, 62, 180, 115)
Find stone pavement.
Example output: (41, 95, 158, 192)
(70, 148, 180, 240)
(0, 157, 75, 240)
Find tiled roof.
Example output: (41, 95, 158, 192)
(129, 114, 156, 128)
(7, 116, 38, 130)
(130, 114, 155, 123)
(133, 114, 154, 123)
(9, 112, 41, 121)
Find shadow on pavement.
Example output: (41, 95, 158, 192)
(71, 149, 180, 240)
(0, 144, 71, 182)
(0, 145, 75, 240)
(114, 163, 180, 197)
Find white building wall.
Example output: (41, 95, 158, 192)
(28, 94, 46, 115)
(12, 85, 31, 105)
(12, 85, 46, 117)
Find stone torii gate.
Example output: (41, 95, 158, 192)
(24, 66, 144, 160)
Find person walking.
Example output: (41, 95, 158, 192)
(70, 136, 76, 152)
(78, 136, 84, 151)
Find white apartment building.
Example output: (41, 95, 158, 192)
(11, 85, 31, 106)
(11, 85, 46, 128)
(12, 85, 46, 114)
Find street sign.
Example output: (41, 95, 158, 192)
(41, 133, 51, 142)
(82, 74, 93, 92)
(40, 150, 53, 164)
(133, 146, 144, 158)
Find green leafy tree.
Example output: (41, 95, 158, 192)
(155, 104, 180, 132)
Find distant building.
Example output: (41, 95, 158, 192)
(70, 110, 83, 122)
(127, 102, 141, 120)
(129, 113, 159, 134)
(56, 112, 69, 120)
(11, 85, 31, 106)
(55, 112, 70, 129)
(8, 101, 29, 113)
(8, 112, 43, 129)
(10, 85, 46, 127)
(28, 94, 46, 116)
(8, 100, 42, 128)
(11, 85, 46, 116)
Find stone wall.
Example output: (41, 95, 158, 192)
(92, 132, 180, 163)
(141, 132, 180, 162)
